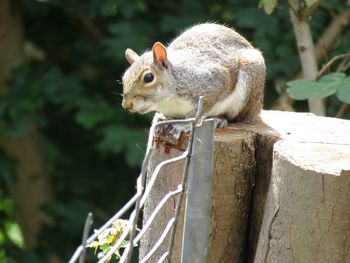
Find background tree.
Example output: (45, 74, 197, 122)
(0, 0, 349, 262)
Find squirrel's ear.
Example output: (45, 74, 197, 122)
(152, 42, 168, 68)
(125, 48, 140, 65)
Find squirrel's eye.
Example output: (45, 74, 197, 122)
(143, 73, 154, 84)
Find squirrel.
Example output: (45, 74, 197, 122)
(121, 23, 265, 122)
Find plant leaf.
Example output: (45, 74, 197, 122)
(286, 79, 318, 100)
(336, 77, 350, 103)
(312, 72, 347, 99)
(258, 0, 278, 15)
(319, 72, 346, 83)
(287, 73, 347, 100)
(97, 125, 147, 166)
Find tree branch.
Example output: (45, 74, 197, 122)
(337, 56, 350, 72)
(273, 7, 350, 112)
(302, 0, 323, 20)
(315, 8, 350, 62)
(288, 0, 326, 116)
(336, 104, 350, 118)
(75, 10, 104, 43)
(317, 51, 350, 78)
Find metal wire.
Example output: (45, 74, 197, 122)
(157, 252, 169, 263)
(166, 97, 204, 261)
(134, 185, 183, 244)
(69, 96, 207, 263)
(79, 213, 93, 263)
(68, 193, 140, 263)
(98, 212, 136, 263)
(139, 218, 176, 263)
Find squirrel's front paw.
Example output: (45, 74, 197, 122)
(153, 112, 191, 141)
(154, 123, 191, 140)
(152, 112, 167, 125)
(168, 124, 191, 140)
(213, 118, 228, 128)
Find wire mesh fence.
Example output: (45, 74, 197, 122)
(69, 97, 215, 263)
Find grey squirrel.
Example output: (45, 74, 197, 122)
(122, 23, 265, 122)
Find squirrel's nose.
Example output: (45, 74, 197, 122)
(122, 99, 133, 110)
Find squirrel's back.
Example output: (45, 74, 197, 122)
(169, 23, 252, 55)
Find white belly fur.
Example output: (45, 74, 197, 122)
(207, 70, 249, 118)
(155, 94, 194, 117)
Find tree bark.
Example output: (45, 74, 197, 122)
(0, 0, 52, 249)
(139, 139, 186, 262)
(254, 142, 350, 263)
(249, 111, 350, 263)
(140, 128, 256, 262)
(140, 110, 350, 262)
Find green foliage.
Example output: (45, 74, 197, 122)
(259, 0, 278, 14)
(3, 64, 81, 110)
(287, 73, 350, 103)
(88, 219, 134, 261)
(0, 151, 23, 261)
(0, 151, 16, 186)
(0, 190, 24, 261)
(97, 125, 147, 167)
(4, 222, 24, 248)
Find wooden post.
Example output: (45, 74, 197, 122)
(140, 110, 350, 262)
(139, 126, 256, 262)
(253, 113, 350, 262)
(254, 145, 350, 263)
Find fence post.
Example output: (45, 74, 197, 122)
(181, 119, 215, 263)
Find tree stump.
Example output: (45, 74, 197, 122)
(253, 112, 350, 263)
(140, 129, 255, 262)
(139, 110, 350, 262)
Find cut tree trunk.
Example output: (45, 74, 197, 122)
(254, 145, 350, 263)
(253, 113, 350, 263)
(140, 110, 350, 262)
(140, 130, 256, 262)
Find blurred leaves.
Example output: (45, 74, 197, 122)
(0, 192, 24, 261)
(259, 0, 278, 14)
(97, 125, 147, 166)
(4, 223, 23, 248)
(1, 64, 83, 120)
(287, 73, 350, 102)
(104, 21, 153, 59)
(75, 98, 114, 129)
(336, 81, 350, 103)
(0, 151, 16, 186)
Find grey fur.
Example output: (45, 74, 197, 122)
(122, 23, 266, 121)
